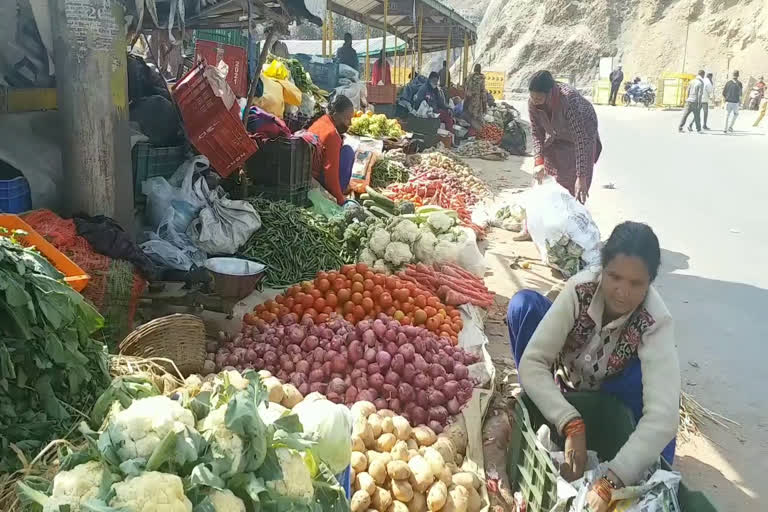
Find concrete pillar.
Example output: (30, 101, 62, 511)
(49, 0, 132, 228)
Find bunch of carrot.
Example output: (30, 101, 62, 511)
(398, 262, 494, 308)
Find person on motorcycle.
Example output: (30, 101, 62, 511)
(749, 77, 765, 110)
(678, 70, 705, 133)
(689, 72, 713, 131)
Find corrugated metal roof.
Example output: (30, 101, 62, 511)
(278, 38, 407, 57)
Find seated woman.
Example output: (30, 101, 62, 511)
(371, 49, 392, 86)
(413, 71, 454, 131)
(508, 222, 679, 512)
(307, 95, 355, 205)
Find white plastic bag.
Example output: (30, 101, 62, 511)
(140, 209, 207, 270)
(518, 180, 601, 276)
(186, 187, 261, 255)
(143, 155, 209, 230)
(292, 394, 352, 474)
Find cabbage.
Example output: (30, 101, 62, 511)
(292, 395, 352, 474)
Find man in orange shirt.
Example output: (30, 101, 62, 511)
(308, 95, 355, 205)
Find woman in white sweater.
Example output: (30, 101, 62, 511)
(508, 222, 680, 512)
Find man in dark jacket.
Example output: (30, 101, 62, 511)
(335, 33, 359, 72)
(413, 71, 453, 130)
(723, 70, 743, 133)
(609, 65, 624, 106)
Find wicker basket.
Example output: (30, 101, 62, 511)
(119, 314, 207, 376)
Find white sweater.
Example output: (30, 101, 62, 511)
(519, 270, 680, 486)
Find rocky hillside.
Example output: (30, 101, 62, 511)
(468, 0, 768, 93)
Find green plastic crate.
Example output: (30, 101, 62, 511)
(507, 392, 718, 512)
(131, 142, 187, 207)
(194, 29, 248, 48)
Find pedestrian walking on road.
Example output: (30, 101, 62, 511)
(690, 72, 713, 130)
(609, 65, 624, 106)
(678, 70, 704, 133)
(723, 70, 743, 133)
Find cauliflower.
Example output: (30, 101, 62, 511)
(373, 259, 391, 273)
(413, 232, 437, 264)
(390, 219, 420, 244)
(208, 489, 246, 512)
(197, 404, 244, 477)
(42, 461, 104, 512)
(110, 472, 192, 512)
(427, 211, 454, 234)
(359, 248, 377, 266)
(108, 396, 195, 462)
(433, 240, 459, 264)
(265, 448, 314, 500)
(384, 241, 413, 268)
(368, 228, 391, 257)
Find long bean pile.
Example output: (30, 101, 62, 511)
(240, 198, 345, 288)
(370, 157, 410, 189)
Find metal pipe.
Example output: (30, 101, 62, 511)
(417, 6, 423, 71)
(365, 24, 370, 81)
(383, 0, 388, 70)
(462, 33, 469, 85)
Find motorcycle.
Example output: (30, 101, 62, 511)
(623, 81, 656, 107)
(748, 87, 764, 110)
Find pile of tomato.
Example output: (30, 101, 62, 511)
(247, 263, 464, 344)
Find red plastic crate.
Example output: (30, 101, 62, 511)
(173, 62, 258, 178)
(194, 40, 248, 97)
(367, 83, 397, 104)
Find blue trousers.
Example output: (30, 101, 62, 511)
(339, 145, 355, 191)
(507, 289, 676, 463)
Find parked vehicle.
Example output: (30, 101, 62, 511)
(623, 79, 656, 107)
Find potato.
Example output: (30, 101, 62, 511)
(263, 377, 284, 403)
(442, 485, 469, 512)
(377, 433, 397, 452)
(432, 437, 457, 466)
(438, 467, 452, 486)
(441, 421, 468, 455)
(369, 451, 393, 466)
(351, 490, 372, 512)
(368, 458, 388, 485)
(407, 491, 427, 512)
(257, 369, 272, 379)
(406, 439, 419, 451)
(391, 479, 414, 502)
(352, 436, 367, 452)
(356, 472, 376, 496)
(354, 416, 375, 449)
(388, 502, 409, 512)
(407, 449, 420, 462)
(407, 455, 434, 492)
(426, 481, 448, 511)
(451, 472, 479, 490)
(391, 440, 409, 462)
(387, 460, 411, 480)
(412, 426, 437, 447)
(280, 383, 302, 408)
(351, 401, 377, 419)
(422, 447, 445, 476)
(467, 486, 483, 512)
(392, 416, 412, 441)
(378, 408, 395, 418)
(351, 451, 368, 473)
(381, 416, 395, 434)
(368, 413, 384, 437)
(372, 487, 393, 511)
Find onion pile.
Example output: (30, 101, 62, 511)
(208, 314, 479, 430)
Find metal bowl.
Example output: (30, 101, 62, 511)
(205, 257, 266, 300)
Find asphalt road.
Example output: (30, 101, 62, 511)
(582, 104, 767, 511)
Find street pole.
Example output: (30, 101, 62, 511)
(49, 0, 132, 229)
(681, 5, 692, 73)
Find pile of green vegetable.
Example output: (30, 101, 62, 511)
(17, 371, 350, 512)
(361, 187, 415, 219)
(369, 158, 409, 189)
(545, 235, 586, 278)
(240, 198, 345, 288)
(0, 230, 110, 472)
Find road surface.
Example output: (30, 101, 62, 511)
(476, 103, 766, 511)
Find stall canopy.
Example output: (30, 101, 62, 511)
(327, 0, 476, 52)
(278, 38, 407, 57)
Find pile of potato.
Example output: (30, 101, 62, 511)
(348, 401, 484, 512)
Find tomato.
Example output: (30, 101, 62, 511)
(372, 284, 384, 298)
(351, 281, 365, 293)
(362, 297, 374, 312)
(243, 312, 259, 325)
(452, 321, 463, 333)
(373, 274, 386, 286)
(355, 263, 369, 274)
(351, 272, 365, 283)
(326, 292, 338, 308)
(275, 295, 285, 305)
(385, 306, 396, 316)
(413, 309, 427, 325)
(292, 303, 304, 316)
(450, 335, 458, 346)
(314, 297, 326, 311)
(364, 270, 375, 281)
(424, 306, 438, 318)
(373, 305, 382, 316)
(333, 278, 346, 292)
(402, 302, 414, 314)
(344, 313, 356, 323)
(316, 278, 331, 292)
(301, 294, 315, 308)
(425, 316, 440, 331)
(308, 289, 321, 300)
(322, 306, 333, 315)
(278, 306, 289, 316)
(317, 313, 329, 324)
(440, 323, 454, 335)
(396, 288, 411, 302)
(448, 308, 461, 318)
(401, 316, 412, 325)
(326, 271, 338, 282)
(289, 285, 301, 297)
(305, 307, 318, 318)
(264, 299, 276, 310)
(353, 305, 366, 320)
(254, 304, 266, 313)
(337, 289, 351, 303)
(346, 279, 353, 289)
(379, 292, 393, 308)
(341, 264, 355, 275)
(284, 297, 295, 309)
(301, 281, 314, 293)
(351, 292, 364, 305)
(316, 271, 329, 281)
(426, 296, 440, 309)
(414, 294, 427, 308)
(385, 276, 398, 290)
(393, 310, 405, 321)
(343, 302, 355, 314)
(440, 331, 451, 339)
(363, 278, 375, 291)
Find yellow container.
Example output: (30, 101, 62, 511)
(485, 71, 505, 100)
(0, 87, 58, 113)
(658, 78, 687, 108)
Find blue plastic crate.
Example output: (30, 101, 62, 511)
(0, 176, 32, 213)
(335, 465, 351, 499)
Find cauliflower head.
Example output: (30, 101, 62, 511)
(373, 259, 391, 273)
(197, 404, 244, 476)
(208, 489, 246, 512)
(390, 219, 420, 244)
(43, 461, 104, 512)
(413, 232, 437, 264)
(110, 472, 192, 512)
(433, 239, 459, 264)
(368, 229, 391, 257)
(384, 241, 413, 268)
(427, 212, 454, 234)
(110, 396, 195, 462)
(265, 448, 314, 500)
(359, 248, 377, 267)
